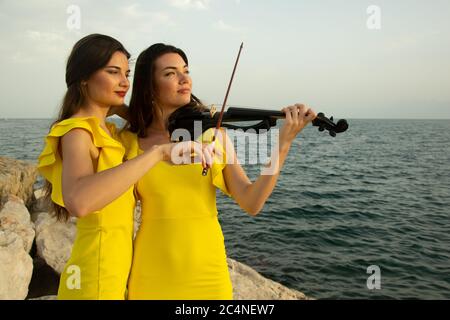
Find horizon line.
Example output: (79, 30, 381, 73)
(1, 117, 450, 121)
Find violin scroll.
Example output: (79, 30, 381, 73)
(312, 112, 348, 137)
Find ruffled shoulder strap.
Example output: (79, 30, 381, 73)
(37, 117, 123, 206)
(106, 121, 119, 139)
(117, 129, 140, 161)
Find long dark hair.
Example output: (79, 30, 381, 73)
(44, 33, 130, 221)
(125, 43, 206, 138)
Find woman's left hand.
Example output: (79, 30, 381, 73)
(279, 103, 317, 146)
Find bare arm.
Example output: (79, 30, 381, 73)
(61, 128, 164, 217)
(222, 141, 291, 216)
(222, 104, 317, 216)
(61, 129, 213, 218)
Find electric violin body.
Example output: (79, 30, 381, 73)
(168, 106, 349, 141)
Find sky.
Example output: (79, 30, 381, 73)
(0, 0, 449, 119)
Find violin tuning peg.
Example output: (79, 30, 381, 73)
(329, 130, 336, 137)
(330, 116, 334, 122)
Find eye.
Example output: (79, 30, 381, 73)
(185, 70, 190, 74)
(107, 70, 118, 75)
(165, 72, 175, 77)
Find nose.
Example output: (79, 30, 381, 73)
(119, 75, 130, 88)
(179, 72, 190, 84)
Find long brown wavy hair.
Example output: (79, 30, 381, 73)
(124, 43, 207, 138)
(44, 34, 130, 221)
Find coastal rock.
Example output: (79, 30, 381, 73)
(228, 258, 308, 300)
(26, 194, 310, 300)
(32, 188, 51, 213)
(0, 231, 33, 299)
(0, 156, 37, 207)
(33, 212, 76, 274)
(0, 195, 35, 253)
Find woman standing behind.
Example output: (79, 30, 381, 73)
(119, 43, 316, 299)
(37, 35, 212, 299)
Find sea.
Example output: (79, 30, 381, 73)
(1, 118, 449, 299)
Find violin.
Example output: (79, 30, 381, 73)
(168, 105, 348, 141)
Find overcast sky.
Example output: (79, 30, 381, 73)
(1, 0, 449, 119)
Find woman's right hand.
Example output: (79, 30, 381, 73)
(159, 141, 216, 170)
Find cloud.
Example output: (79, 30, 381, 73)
(213, 19, 239, 32)
(26, 30, 65, 42)
(122, 4, 173, 24)
(168, 0, 210, 10)
(18, 30, 73, 61)
(384, 31, 441, 53)
(11, 51, 34, 64)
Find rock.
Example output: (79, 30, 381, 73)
(228, 258, 309, 300)
(0, 156, 37, 207)
(33, 212, 76, 274)
(0, 231, 33, 299)
(31, 188, 51, 213)
(0, 195, 35, 253)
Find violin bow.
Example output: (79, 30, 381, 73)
(202, 42, 244, 176)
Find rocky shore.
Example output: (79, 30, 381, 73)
(0, 156, 309, 300)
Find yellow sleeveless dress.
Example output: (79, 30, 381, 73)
(37, 117, 135, 300)
(119, 129, 233, 300)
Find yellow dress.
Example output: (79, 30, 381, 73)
(119, 129, 233, 300)
(37, 117, 135, 300)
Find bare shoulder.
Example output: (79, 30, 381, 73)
(60, 128, 98, 159)
(61, 127, 93, 145)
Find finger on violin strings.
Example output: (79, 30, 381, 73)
(283, 106, 293, 123)
(291, 104, 302, 116)
(305, 108, 317, 122)
(289, 105, 300, 123)
(296, 104, 308, 116)
(294, 103, 305, 109)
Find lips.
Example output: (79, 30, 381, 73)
(115, 91, 127, 97)
(177, 88, 191, 94)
